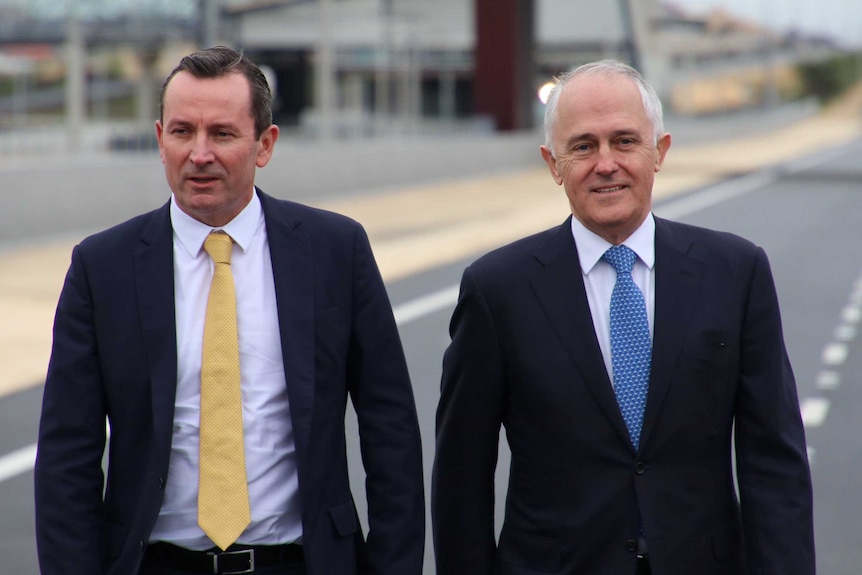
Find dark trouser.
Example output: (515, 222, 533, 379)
(637, 554, 651, 575)
(141, 542, 306, 575)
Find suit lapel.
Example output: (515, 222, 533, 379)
(530, 219, 633, 447)
(134, 203, 178, 460)
(640, 217, 704, 447)
(259, 191, 314, 463)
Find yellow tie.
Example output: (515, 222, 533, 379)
(198, 231, 251, 550)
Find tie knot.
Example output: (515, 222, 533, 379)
(602, 244, 637, 274)
(204, 231, 233, 264)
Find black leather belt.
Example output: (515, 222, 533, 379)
(147, 542, 303, 574)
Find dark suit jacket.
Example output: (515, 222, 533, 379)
(35, 189, 425, 575)
(432, 216, 814, 575)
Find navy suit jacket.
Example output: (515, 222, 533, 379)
(432, 216, 814, 575)
(35, 189, 425, 575)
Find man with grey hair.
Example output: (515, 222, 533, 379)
(432, 60, 814, 574)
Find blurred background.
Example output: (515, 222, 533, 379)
(2, 1, 862, 574)
(0, 0, 859, 151)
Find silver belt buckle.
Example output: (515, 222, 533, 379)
(211, 548, 255, 574)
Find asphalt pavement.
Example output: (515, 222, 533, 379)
(1, 91, 862, 574)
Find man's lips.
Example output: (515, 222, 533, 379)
(186, 174, 220, 184)
(592, 184, 627, 194)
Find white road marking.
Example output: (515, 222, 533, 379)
(840, 306, 862, 324)
(821, 342, 849, 366)
(816, 370, 842, 390)
(800, 268, 862, 453)
(0, 444, 37, 484)
(800, 398, 830, 428)
(834, 325, 857, 341)
(393, 285, 459, 326)
(655, 172, 777, 220)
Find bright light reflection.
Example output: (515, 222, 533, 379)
(537, 81, 555, 105)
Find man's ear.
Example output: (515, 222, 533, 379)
(654, 133, 671, 172)
(256, 124, 280, 168)
(540, 145, 563, 185)
(155, 120, 166, 164)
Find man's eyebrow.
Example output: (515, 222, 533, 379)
(564, 133, 596, 147)
(164, 117, 191, 127)
(209, 122, 240, 132)
(563, 129, 640, 147)
(610, 129, 641, 139)
(164, 118, 240, 132)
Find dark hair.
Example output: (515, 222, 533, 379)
(159, 46, 273, 139)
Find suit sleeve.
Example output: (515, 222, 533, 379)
(734, 247, 815, 574)
(34, 244, 107, 574)
(346, 225, 425, 575)
(432, 266, 505, 575)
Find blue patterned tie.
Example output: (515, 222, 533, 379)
(602, 245, 651, 449)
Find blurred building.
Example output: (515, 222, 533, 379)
(222, 0, 839, 131)
(0, 0, 844, 137)
(656, 3, 838, 114)
(222, 0, 636, 132)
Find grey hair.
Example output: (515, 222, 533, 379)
(543, 60, 664, 156)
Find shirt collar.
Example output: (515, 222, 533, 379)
(570, 212, 656, 274)
(170, 188, 263, 258)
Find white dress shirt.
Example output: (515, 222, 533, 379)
(570, 213, 656, 384)
(150, 190, 302, 549)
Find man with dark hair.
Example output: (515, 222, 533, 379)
(35, 46, 425, 575)
(432, 60, 814, 575)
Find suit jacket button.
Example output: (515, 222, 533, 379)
(625, 539, 638, 553)
(635, 462, 646, 475)
(159, 477, 165, 490)
(139, 540, 146, 552)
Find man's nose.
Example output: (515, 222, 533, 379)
(189, 134, 214, 164)
(594, 144, 618, 175)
